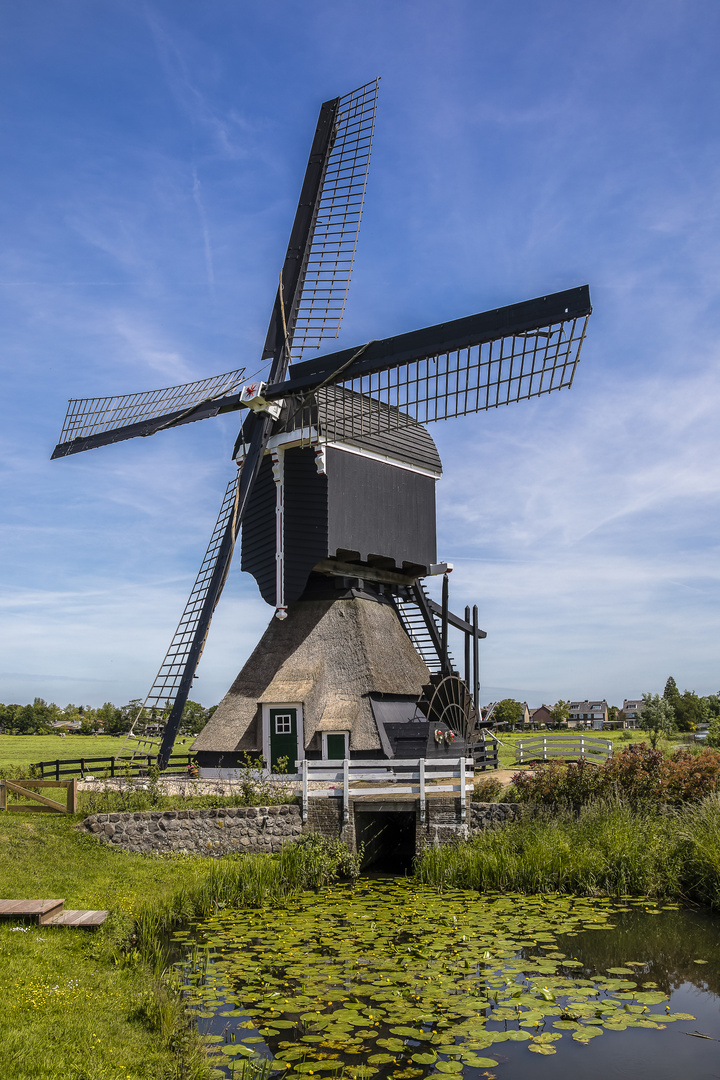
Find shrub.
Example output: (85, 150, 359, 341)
(511, 742, 720, 807)
(472, 776, 503, 801)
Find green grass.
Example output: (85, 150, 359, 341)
(417, 794, 720, 907)
(0, 814, 359, 1079)
(0, 733, 198, 772)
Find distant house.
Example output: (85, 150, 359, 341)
(568, 700, 608, 730)
(622, 700, 643, 729)
(529, 704, 554, 727)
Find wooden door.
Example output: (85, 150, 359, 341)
(269, 709, 298, 771)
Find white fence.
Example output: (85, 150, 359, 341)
(515, 734, 613, 766)
(296, 757, 474, 824)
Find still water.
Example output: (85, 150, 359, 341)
(175, 879, 720, 1079)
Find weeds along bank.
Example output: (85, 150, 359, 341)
(416, 796, 720, 909)
(0, 813, 361, 1080)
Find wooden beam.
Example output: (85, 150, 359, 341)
(313, 558, 418, 586)
(4, 780, 68, 813)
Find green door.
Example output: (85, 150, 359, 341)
(269, 708, 298, 772)
(326, 733, 347, 760)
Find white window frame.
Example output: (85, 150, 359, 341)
(321, 731, 349, 760)
(262, 703, 304, 773)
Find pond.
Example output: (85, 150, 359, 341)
(174, 880, 720, 1079)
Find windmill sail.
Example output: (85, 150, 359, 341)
(117, 474, 240, 762)
(119, 83, 380, 769)
(266, 285, 590, 435)
(288, 79, 379, 359)
(52, 368, 246, 458)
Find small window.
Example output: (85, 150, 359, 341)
(275, 714, 292, 734)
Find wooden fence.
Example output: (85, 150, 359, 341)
(30, 753, 194, 780)
(0, 778, 77, 814)
(515, 734, 613, 766)
(470, 738, 499, 771)
(297, 757, 474, 824)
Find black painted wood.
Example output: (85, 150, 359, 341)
(327, 447, 437, 571)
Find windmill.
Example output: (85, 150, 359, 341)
(52, 80, 592, 771)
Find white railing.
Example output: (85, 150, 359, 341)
(296, 757, 474, 824)
(515, 734, 613, 766)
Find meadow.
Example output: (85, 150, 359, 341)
(0, 733, 198, 772)
(0, 812, 359, 1080)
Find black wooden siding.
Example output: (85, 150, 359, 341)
(284, 448, 328, 605)
(241, 442, 438, 607)
(326, 447, 437, 570)
(240, 454, 277, 605)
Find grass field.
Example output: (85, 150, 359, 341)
(0, 733, 198, 772)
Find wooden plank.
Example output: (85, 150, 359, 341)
(48, 909, 108, 927)
(0, 898, 64, 916)
(4, 781, 67, 813)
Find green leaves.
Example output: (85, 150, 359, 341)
(176, 879, 694, 1079)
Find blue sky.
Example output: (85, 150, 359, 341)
(1, 0, 719, 710)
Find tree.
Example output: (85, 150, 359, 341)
(180, 700, 211, 736)
(492, 699, 524, 727)
(639, 693, 676, 749)
(704, 694, 720, 721)
(664, 676, 679, 702)
(707, 715, 720, 750)
(673, 691, 707, 733)
(96, 701, 127, 735)
(549, 700, 570, 725)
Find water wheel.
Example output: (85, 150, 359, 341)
(420, 674, 477, 741)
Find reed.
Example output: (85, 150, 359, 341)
(416, 797, 720, 903)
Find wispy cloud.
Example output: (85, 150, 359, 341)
(191, 167, 215, 290)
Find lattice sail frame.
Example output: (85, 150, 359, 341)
(116, 474, 240, 757)
(317, 314, 589, 438)
(57, 368, 246, 446)
(289, 79, 379, 359)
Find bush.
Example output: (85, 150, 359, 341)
(511, 742, 720, 807)
(472, 776, 503, 802)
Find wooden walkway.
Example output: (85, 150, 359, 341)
(0, 898, 108, 928)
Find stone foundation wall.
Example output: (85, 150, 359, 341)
(82, 805, 302, 855)
(81, 800, 522, 857)
(469, 802, 520, 830)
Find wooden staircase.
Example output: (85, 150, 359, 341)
(0, 898, 108, 928)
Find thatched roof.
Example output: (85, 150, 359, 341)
(193, 595, 429, 755)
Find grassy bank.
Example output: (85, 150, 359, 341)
(0, 813, 359, 1079)
(417, 794, 720, 907)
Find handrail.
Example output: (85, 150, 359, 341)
(297, 757, 474, 825)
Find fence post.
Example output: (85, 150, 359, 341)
(68, 778, 77, 814)
(80, 758, 85, 779)
(111, 757, 115, 778)
(459, 757, 466, 821)
(301, 760, 308, 823)
(0, 780, 6, 811)
(419, 758, 426, 823)
(343, 759, 349, 825)
(55, 760, 59, 781)
(542, 735, 547, 761)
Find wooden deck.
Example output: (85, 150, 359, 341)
(0, 898, 108, 928)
